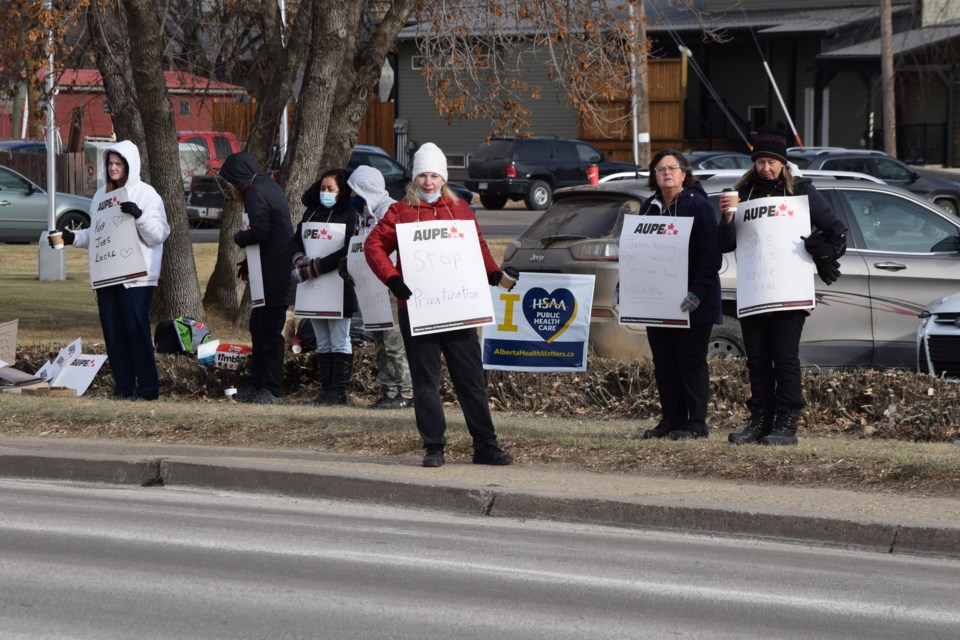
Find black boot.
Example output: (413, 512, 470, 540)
(322, 352, 353, 406)
(642, 421, 672, 439)
(307, 352, 334, 405)
(759, 409, 801, 446)
(728, 406, 775, 444)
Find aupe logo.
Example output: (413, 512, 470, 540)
(633, 221, 680, 236)
(304, 227, 334, 240)
(97, 195, 122, 212)
(743, 200, 795, 221)
(412, 225, 464, 241)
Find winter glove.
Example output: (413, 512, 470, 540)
(338, 256, 354, 286)
(815, 259, 841, 286)
(488, 271, 503, 287)
(802, 230, 846, 262)
(291, 252, 310, 269)
(386, 276, 413, 300)
(680, 292, 700, 313)
(292, 262, 317, 284)
(236, 259, 249, 281)
(120, 201, 143, 219)
(47, 229, 74, 247)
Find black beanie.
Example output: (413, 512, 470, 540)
(751, 121, 789, 163)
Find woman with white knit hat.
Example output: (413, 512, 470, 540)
(365, 142, 516, 468)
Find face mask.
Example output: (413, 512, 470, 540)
(418, 190, 441, 204)
(350, 195, 366, 211)
(319, 192, 337, 208)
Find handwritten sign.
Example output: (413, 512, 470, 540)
(734, 195, 815, 317)
(349, 230, 394, 330)
(0, 319, 17, 365)
(293, 221, 346, 319)
(242, 213, 265, 308)
(481, 273, 595, 371)
(617, 214, 693, 328)
(88, 187, 148, 289)
(396, 219, 494, 336)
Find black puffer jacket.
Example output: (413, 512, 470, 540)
(220, 152, 294, 307)
(289, 181, 359, 315)
(639, 183, 722, 325)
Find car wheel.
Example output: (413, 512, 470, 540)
(480, 194, 508, 210)
(933, 198, 958, 217)
(57, 211, 90, 233)
(524, 180, 552, 210)
(708, 317, 745, 358)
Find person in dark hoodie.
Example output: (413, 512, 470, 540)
(219, 151, 294, 404)
(289, 169, 358, 405)
(718, 122, 847, 446)
(632, 149, 722, 441)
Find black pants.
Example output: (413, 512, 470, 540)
(647, 323, 713, 432)
(249, 304, 287, 397)
(399, 309, 499, 450)
(97, 284, 158, 399)
(740, 310, 806, 411)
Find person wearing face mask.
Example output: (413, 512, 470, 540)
(345, 166, 414, 409)
(364, 142, 515, 468)
(717, 122, 847, 446)
(289, 168, 359, 405)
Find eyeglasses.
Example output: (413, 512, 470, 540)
(654, 164, 682, 174)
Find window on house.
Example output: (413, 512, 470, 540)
(102, 101, 111, 114)
(179, 101, 191, 116)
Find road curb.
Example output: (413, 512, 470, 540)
(3, 449, 959, 558)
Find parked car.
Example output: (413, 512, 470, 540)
(684, 150, 753, 171)
(0, 140, 63, 154)
(500, 175, 960, 367)
(186, 145, 473, 226)
(465, 136, 642, 211)
(177, 131, 241, 173)
(917, 291, 960, 378)
(0, 164, 92, 243)
(787, 148, 960, 217)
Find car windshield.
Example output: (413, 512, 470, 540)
(519, 196, 641, 244)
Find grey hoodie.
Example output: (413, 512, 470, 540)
(347, 165, 396, 227)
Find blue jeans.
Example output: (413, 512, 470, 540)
(96, 284, 158, 399)
(310, 318, 352, 354)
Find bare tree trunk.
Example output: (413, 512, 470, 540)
(634, 1, 650, 167)
(319, 0, 419, 171)
(123, 0, 201, 319)
(84, 1, 149, 177)
(880, 0, 897, 156)
(203, 0, 313, 321)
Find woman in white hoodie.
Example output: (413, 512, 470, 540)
(51, 140, 170, 400)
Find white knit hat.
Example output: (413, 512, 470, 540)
(411, 142, 448, 182)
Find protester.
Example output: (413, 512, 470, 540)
(289, 169, 358, 405)
(219, 151, 294, 404)
(346, 165, 414, 409)
(635, 150, 722, 440)
(364, 142, 515, 467)
(50, 141, 169, 400)
(718, 122, 847, 445)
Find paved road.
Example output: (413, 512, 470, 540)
(190, 206, 540, 243)
(3, 478, 959, 639)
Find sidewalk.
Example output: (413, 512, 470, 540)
(2, 435, 958, 558)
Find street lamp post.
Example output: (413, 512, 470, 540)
(39, 0, 65, 281)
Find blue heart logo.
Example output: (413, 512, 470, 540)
(522, 288, 578, 343)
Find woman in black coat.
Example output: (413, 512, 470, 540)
(718, 122, 847, 446)
(637, 149, 723, 440)
(289, 168, 359, 405)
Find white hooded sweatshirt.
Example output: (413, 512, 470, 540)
(73, 140, 170, 288)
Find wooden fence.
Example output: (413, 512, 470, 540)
(1, 151, 86, 196)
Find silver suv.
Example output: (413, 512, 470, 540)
(501, 176, 960, 368)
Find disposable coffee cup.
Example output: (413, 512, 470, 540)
(721, 188, 739, 214)
(224, 386, 237, 399)
(49, 230, 63, 249)
(499, 267, 519, 291)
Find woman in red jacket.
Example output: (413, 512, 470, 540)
(364, 143, 515, 468)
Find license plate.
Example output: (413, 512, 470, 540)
(479, 182, 488, 190)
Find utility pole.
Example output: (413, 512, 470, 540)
(630, 0, 650, 167)
(39, 0, 65, 281)
(880, 0, 897, 156)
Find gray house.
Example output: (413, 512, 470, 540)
(389, 0, 960, 178)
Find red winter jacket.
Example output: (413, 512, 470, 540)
(364, 195, 500, 310)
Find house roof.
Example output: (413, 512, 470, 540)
(818, 21, 960, 59)
(54, 69, 247, 97)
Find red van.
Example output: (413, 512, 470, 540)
(177, 131, 240, 173)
